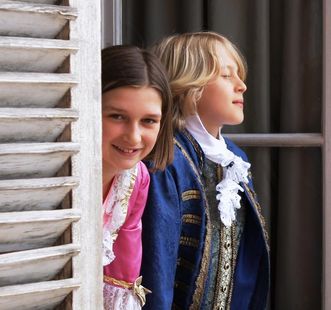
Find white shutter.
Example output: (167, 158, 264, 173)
(0, 0, 102, 309)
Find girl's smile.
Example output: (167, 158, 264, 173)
(102, 86, 162, 180)
(112, 144, 142, 156)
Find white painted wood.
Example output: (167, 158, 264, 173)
(0, 0, 102, 308)
(0, 142, 79, 179)
(0, 279, 80, 310)
(0, 1, 77, 39)
(0, 176, 78, 212)
(0, 72, 77, 108)
(0, 244, 80, 286)
(10, 0, 60, 4)
(69, 0, 103, 308)
(0, 209, 81, 252)
(0, 108, 78, 142)
(0, 36, 78, 72)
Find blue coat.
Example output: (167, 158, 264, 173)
(141, 130, 270, 309)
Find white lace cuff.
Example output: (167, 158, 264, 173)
(103, 283, 141, 310)
(103, 230, 116, 266)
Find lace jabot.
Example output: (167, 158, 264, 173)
(103, 165, 138, 266)
(185, 114, 251, 227)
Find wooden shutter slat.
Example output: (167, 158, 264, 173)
(0, 108, 78, 142)
(0, 1, 77, 39)
(0, 72, 76, 108)
(0, 142, 79, 179)
(0, 107, 78, 117)
(0, 244, 80, 286)
(0, 0, 102, 307)
(0, 279, 80, 310)
(9, 1, 63, 5)
(0, 176, 78, 212)
(0, 36, 77, 48)
(0, 72, 76, 83)
(0, 36, 77, 73)
(0, 209, 81, 252)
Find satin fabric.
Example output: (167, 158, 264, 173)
(103, 161, 150, 284)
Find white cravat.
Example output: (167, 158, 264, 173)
(185, 114, 251, 227)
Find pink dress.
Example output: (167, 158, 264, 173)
(103, 161, 150, 309)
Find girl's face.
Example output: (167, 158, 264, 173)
(102, 86, 162, 176)
(197, 44, 247, 137)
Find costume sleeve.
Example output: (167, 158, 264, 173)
(104, 283, 141, 310)
(122, 161, 150, 230)
(141, 166, 182, 310)
(106, 162, 150, 283)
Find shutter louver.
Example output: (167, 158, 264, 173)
(0, 0, 102, 308)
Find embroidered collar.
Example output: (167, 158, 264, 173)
(102, 165, 138, 266)
(185, 114, 251, 227)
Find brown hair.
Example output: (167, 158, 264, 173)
(102, 45, 173, 170)
(151, 32, 247, 130)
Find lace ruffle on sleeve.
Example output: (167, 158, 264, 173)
(103, 283, 141, 310)
(102, 165, 138, 266)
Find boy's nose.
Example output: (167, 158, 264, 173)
(237, 79, 247, 93)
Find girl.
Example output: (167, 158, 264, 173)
(141, 32, 270, 309)
(101, 45, 173, 309)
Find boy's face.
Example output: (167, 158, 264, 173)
(102, 86, 162, 176)
(197, 44, 247, 137)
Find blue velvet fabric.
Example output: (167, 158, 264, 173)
(141, 130, 270, 310)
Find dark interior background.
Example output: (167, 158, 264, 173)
(122, 1, 323, 308)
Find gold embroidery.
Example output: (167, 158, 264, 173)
(216, 164, 223, 181)
(174, 139, 203, 189)
(183, 129, 204, 168)
(213, 225, 233, 310)
(174, 137, 212, 309)
(180, 236, 199, 248)
(182, 214, 202, 225)
(190, 190, 212, 309)
(103, 275, 151, 306)
(212, 164, 238, 310)
(182, 190, 201, 201)
(104, 165, 138, 265)
(228, 223, 240, 307)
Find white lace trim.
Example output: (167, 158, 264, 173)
(185, 114, 250, 227)
(103, 283, 141, 310)
(103, 165, 138, 266)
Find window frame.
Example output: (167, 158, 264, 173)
(108, 0, 331, 308)
(323, 0, 331, 309)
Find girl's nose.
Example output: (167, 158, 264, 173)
(124, 123, 142, 145)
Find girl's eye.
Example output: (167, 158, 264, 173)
(109, 114, 125, 120)
(142, 118, 159, 125)
(222, 73, 231, 78)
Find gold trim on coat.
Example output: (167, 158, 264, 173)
(182, 190, 201, 201)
